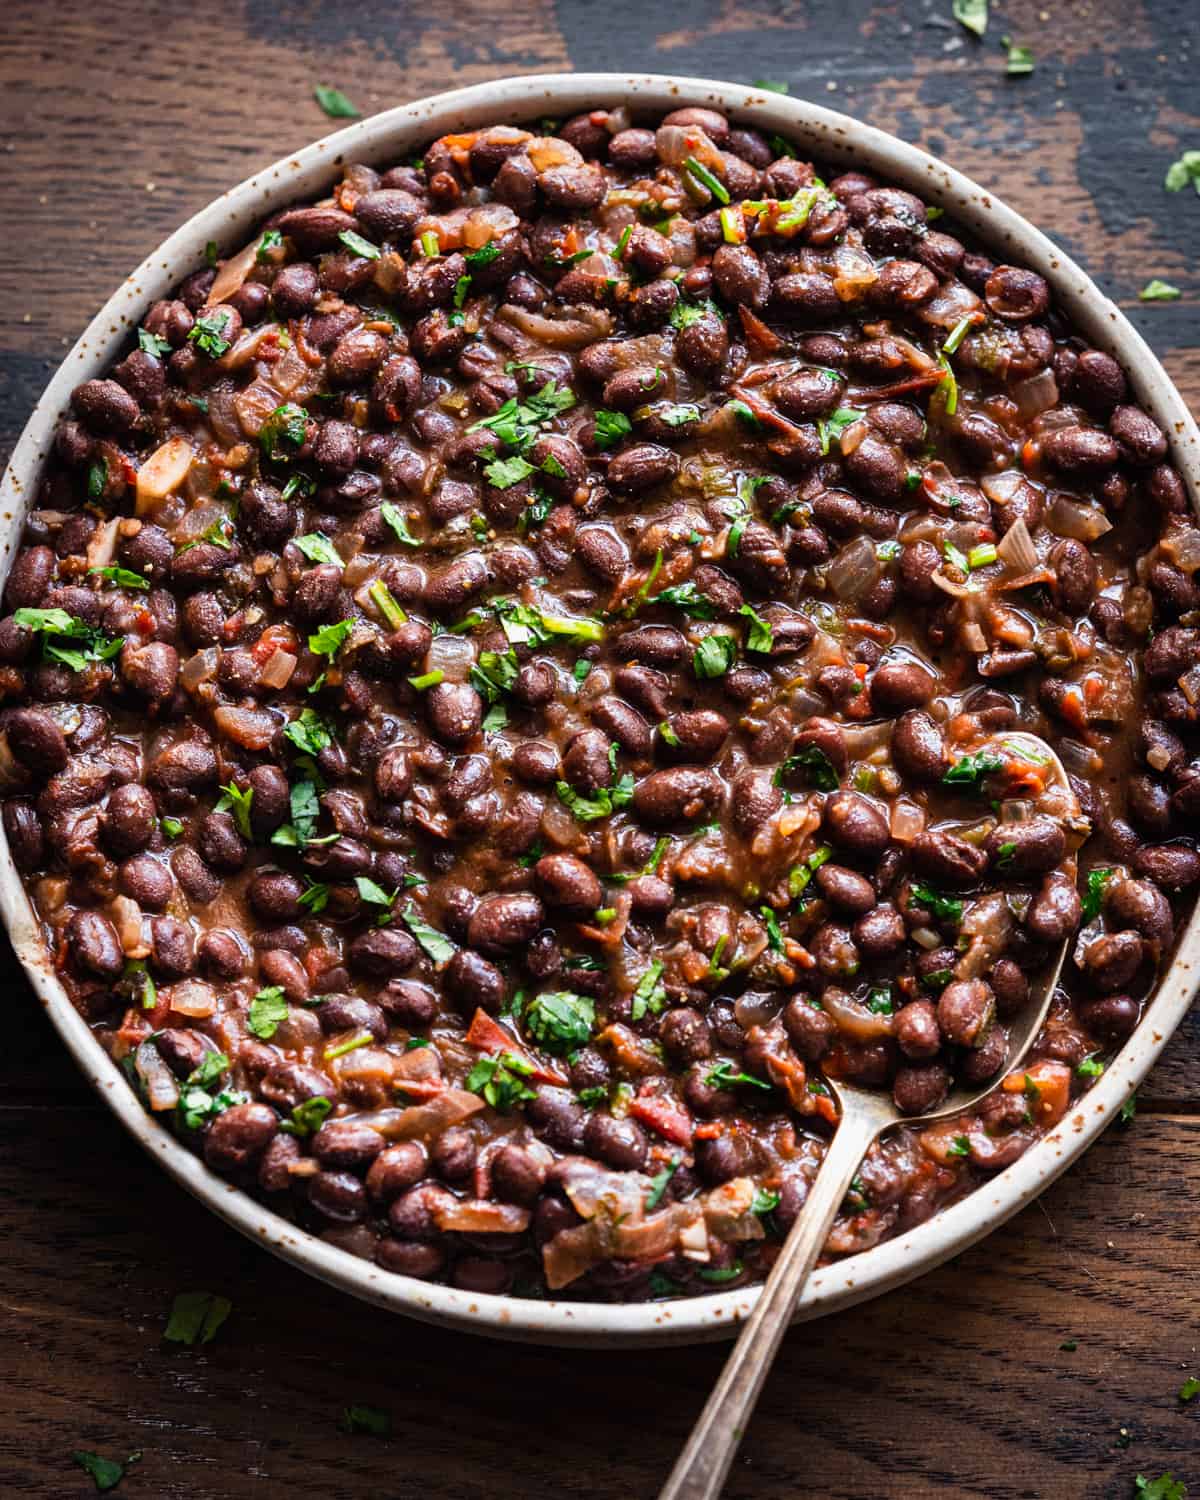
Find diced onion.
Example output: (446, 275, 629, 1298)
(499, 302, 613, 348)
(134, 1040, 180, 1112)
(234, 379, 284, 439)
(911, 926, 941, 950)
(1179, 665, 1200, 706)
(1047, 493, 1113, 542)
(826, 536, 883, 601)
(821, 987, 895, 1040)
(1147, 742, 1173, 773)
(169, 979, 217, 1018)
(111, 895, 147, 957)
(526, 136, 583, 172)
(213, 704, 278, 751)
(831, 244, 878, 301)
(1058, 737, 1103, 776)
(135, 437, 193, 514)
(1012, 368, 1059, 418)
(919, 280, 983, 331)
(181, 647, 219, 691)
(355, 1090, 485, 1142)
(206, 239, 260, 306)
(996, 516, 1039, 574)
(85, 517, 121, 572)
(259, 649, 297, 690)
(434, 1200, 531, 1234)
(1162, 527, 1200, 575)
(734, 992, 783, 1030)
(890, 799, 926, 843)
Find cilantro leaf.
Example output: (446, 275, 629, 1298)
(953, 0, 987, 37)
(593, 409, 633, 449)
(71, 1450, 141, 1492)
(942, 751, 1003, 790)
(163, 1290, 232, 1346)
(909, 882, 963, 925)
(380, 500, 421, 547)
(692, 633, 737, 679)
(314, 84, 360, 118)
(247, 985, 289, 1040)
(340, 1405, 393, 1435)
(401, 905, 457, 963)
(294, 532, 342, 565)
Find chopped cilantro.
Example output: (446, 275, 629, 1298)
(294, 531, 342, 565)
(953, 0, 987, 36)
(524, 991, 595, 1053)
(188, 308, 235, 359)
(71, 1450, 141, 1492)
(631, 960, 667, 1021)
(1140, 279, 1182, 302)
(942, 750, 1003, 790)
(465, 1052, 536, 1112)
(1082, 866, 1115, 922)
(704, 1060, 772, 1092)
(910, 883, 963, 925)
(89, 564, 149, 590)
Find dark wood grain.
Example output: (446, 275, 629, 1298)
(2, 2, 1199, 1496)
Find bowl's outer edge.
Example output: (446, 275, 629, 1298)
(2, 72, 1198, 1348)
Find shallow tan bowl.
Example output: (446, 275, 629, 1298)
(2, 73, 1197, 1347)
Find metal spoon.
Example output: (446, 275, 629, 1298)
(660, 732, 1084, 1500)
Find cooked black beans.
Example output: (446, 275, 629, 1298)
(11, 103, 1194, 1306)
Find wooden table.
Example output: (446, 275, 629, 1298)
(2, 1, 1199, 1494)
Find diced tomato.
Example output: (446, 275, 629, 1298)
(629, 1089, 694, 1146)
(1002, 1060, 1071, 1127)
(463, 1009, 567, 1086)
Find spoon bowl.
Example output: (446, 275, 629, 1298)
(660, 731, 1081, 1500)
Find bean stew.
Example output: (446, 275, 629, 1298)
(7, 103, 1198, 1301)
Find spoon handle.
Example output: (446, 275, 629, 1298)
(659, 1107, 880, 1500)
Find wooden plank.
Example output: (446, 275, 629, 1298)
(0, 1106, 1196, 1497)
(2, 3, 1200, 1496)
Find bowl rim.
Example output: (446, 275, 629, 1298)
(3, 70, 1198, 1348)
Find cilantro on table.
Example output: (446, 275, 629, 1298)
(314, 83, 360, 118)
(1134, 1476, 1187, 1500)
(465, 1052, 537, 1111)
(952, 0, 987, 37)
(1004, 38, 1034, 75)
(1119, 1092, 1138, 1126)
(71, 1450, 142, 1493)
(753, 79, 789, 93)
(1077, 1055, 1105, 1079)
(523, 991, 595, 1052)
(1165, 150, 1200, 195)
(1140, 280, 1182, 302)
(13, 607, 124, 673)
(247, 985, 289, 1040)
(163, 1290, 232, 1346)
(1179, 1375, 1200, 1403)
(340, 1405, 393, 1435)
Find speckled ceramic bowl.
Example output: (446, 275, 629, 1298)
(3, 73, 1197, 1347)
